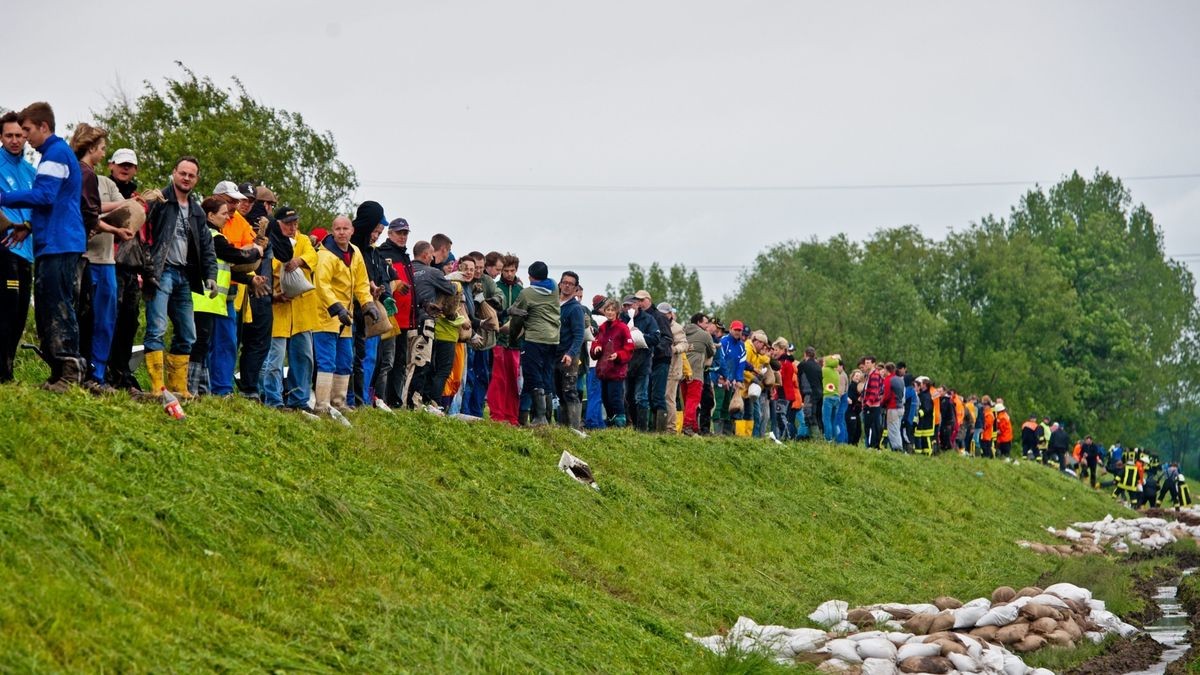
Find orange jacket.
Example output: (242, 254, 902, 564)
(996, 411, 1013, 443)
(981, 408, 995, 441)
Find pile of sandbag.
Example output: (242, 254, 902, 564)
(1039, 514, 1200, 552)
(688, 582, 1139, 673)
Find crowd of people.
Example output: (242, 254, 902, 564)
(0, 101, 1188, 512)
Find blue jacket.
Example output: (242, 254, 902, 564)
(0, 148, 35, 262)
(0, 135, 84, 258)
(719, 334, 746, 384)
(558, 296, 586, 359)
(622, 308, 660, 354)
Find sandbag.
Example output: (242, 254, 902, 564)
(810, 600, 849, 627)
(931, 638, 967, 656)
(992, 586, 1017, 603)
(787, 629, 828, 654)
(898, 655, 954, 674)
(856, 638, 897, 661)
(903, 614, 935, 635)
(861, 657, 899, 675)
(826, 639, 862, 664)
(1044, 582, 1091, 603)
(1019, 603, 1062, 621)
(848, 608, 876, 626)
(932, 596, 963, 610)
(847, 630, 887, 642)
(100, 198, 146, 232)
(995, 622, 1030, 644)
(953, 604, 988, 629)
(896, 642, 942, 660)
(976, 604, 1019, 627)
(1045, 629, 1075, 647)
(1030, 617, 1058, 634)
(817, 658, 856, 673)
(1002, 653, 1029, 675)
(1015, 586, 1043, 598)
(969, 625, 999, 642)
(949, 651, 982, 673)
(885, 607, 914, 620)
(1059, 618, 1084, 641)
(928, 612, 955, 634)
(1029, 594, 1069, 609)
(1012, 634, 1048, 653)
(1062, 598, 1091, 616)
(886, 632, 914, 646)
(280, 267, 315, 297)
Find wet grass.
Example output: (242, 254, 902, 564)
(0, 377, 1145, 671)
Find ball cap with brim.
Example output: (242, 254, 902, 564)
(634, 289, 651, 301)
(109, 148, 138, 165)
(729, 320, 745, 330)
(311, 227, 328, 242)
(621, 295, 638, 306)
(656, 301, 675, 314)
(388, 217, 410, 232)
(213, 180, 247, 200)
(255, 186, 278, 202)
(274, 205, 299, 223)
(236, 182, 256, 200)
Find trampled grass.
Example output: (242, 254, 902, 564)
(0, 383, 1138, 671)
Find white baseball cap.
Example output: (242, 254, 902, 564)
(110, 148, 138, 165)
(213, 180, 247, 200)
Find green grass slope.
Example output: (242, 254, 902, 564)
(0, 385, 1129, 672)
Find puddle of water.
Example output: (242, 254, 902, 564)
(1124, 568, 1197, 675)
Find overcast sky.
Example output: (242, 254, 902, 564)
(11, 1, 1200, 303)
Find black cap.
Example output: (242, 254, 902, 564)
(528, 260, 548, 281)
(387, 217, 410, 232)
(236, 182, 256, 200)
(274, 205, 299, 223)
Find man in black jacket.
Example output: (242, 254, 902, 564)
(639, 290, 674, 432)
(408, 240, 455, 409)
(143, 156, 217, 397)
(799, 347, 823, 436)
(1047, 422, 1071, 471)
(377, 218, 415, 408)
(235, 185, 276, 400)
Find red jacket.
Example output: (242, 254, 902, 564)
(778, 359, 798, 403)
(591, 320, 634, 381)
(863, 370, 886, 407)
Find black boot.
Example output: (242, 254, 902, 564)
(636, 406, 651, 432)
(531, 388, 547, 427)
(654, 409, 668, 433)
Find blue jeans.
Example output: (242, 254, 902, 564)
(822, 396, 839, 441)
(650, 360, 669, 411)
(585, 368, 606, 429)
(462, 348, 491, 417)
(629, 355, 651, 408)
(792, 407, 810, 438)
(520, 341, 556, 393)
(144, 266, 196, 354)
(88, 263, 117, 380)
(835, 394, 849, 443)
(357, 334, 379, 404)
(209, 298, 238, 395)
(314, 332, 353, 374)
(259, 331, 313, 408)
(750, 394, 764, 437)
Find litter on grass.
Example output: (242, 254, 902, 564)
(558, 451, 599, 491)
(1026, 511, 1200, 554)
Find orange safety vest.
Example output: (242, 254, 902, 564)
(996, 412, 1013, 443)
(982, 408, 995, 441)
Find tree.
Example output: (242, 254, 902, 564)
(608, 262, 711, 316)
(94, 63, 357, 231)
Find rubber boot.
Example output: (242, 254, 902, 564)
(144, 350, 165, 394)
(331, 374, 352, 412)
(519, 410, 530, 426)
(545, 392, 556, 426)
(654, 409, 668, 433)
(166, 353, 192, 399)
(612, 413, 627, 428)
(636, 406, 651, 432)
(565, 401, 582, 430)
(530, 388, 547, 427)
(313, 372, 334, 414)
(736, 419, 752, 437)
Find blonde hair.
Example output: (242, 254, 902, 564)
(69, 123, 108, 159)
(750, 329, 768, 344)
(771, 337, 789, 351)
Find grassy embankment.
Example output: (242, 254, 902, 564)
(0, 379, 1162, 672)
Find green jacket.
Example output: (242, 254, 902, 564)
(507, 281, 560, 346)
(495, 277, 524, 349)
(821, 356, 841, 398)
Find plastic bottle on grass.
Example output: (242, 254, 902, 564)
(161, 388, 185, 420)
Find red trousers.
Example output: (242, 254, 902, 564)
(487, 346, 521, 425)
(681, 378, 703, 432)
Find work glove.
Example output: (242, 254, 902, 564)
(364, 303, 381, 323)
(338, 308, 353, 327)
(204, 279, 219, 298)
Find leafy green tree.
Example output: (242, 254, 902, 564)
(94, 63, 357, 231)
(608, 262, 711, 316)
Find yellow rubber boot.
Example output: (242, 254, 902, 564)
(735, 419, 752, 437)
(166, 353, 192, 399)
(144, 350, 165, 394)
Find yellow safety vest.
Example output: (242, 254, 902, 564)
(192, 260, 231, 316)
(1180, 482, 1192, 506)
(1116, 464, 1139, 491)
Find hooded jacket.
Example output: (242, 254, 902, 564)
(718, 334, 746, 384)
(146, 182, 217, 293)
(800, 357, 823, 399)
(820, 356, 841, 398)
(0, 146, 36, 263)
(507, 278, 560, 346)
(351, 201, 397, 292)
(270, 230, 320, 338)
(683, 323, 714, 379)
(314, 235, 373, 335)
(495, 276, 524, 349)
(377, 238, 415, 331)
(412, 258, 456, 324)
(0, 134, 85, 258)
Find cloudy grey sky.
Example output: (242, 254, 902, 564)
(12, 1, 1200, 303)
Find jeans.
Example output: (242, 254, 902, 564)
(209, 299, 239, 394)
(356, 334, 379, 404)
(144, 265, 196, 354)
(34, 252, 84, 379)
(821, 396, 839, 441)
(86, 263, 117, 380)
(886, 407, 904, 451)
(650, 360, 669, 411)
(521, 341, 556, 394)
(863, 406, 883, 449)
(259, 331, 313, 408)
(415, 339, 456, 405)
(698, 381, 714, 434)
(373, 336, 396, 405)
(772, 399, 792, 439)
(835, 394, 849, 443)
(0, 247, 32, 382)
(600, 378, 625, 420)
(627, 352, 651, 409)
(314, 331, 353, 374)
(462, 347, 491, 417)
(749, 395, 764, 437)
(107, 267, 141, 389)
(238, 292, 273, 394)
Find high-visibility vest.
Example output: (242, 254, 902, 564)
(192, 260, 231, 315)
(1116, 464, 1139, 491)
(1180, 479, 1193, 506)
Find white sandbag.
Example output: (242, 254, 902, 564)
(954, 604, 989, 629)
(847, 630, 888, 642)
(817, 658, 857, 673)
(885, 602, 941, 616)
(1003, 652, 1030, 675)
(882, 620, 905, 631)
(687, 632, 726, 654)
(872, 610, 896, 624)
(1084, 631, 1105, 644)
(830, 621, 857, 634)
(897, 642, 943, 660)
(949, 651, 981, 673)
(957, 634, 984, 661)
(962, 597, 992, 609)
(978, 646, 1006, 673)
(826, 638, 863, 664)
(1028, 594, 1069, 609)
(810, 600, 849, 627)
(887, 632, 915, 646)
(1087, 598, 1106, 612)
(786, 628, 828, 653)
(861, 657, 899, 675)
(975, 604, 1020, 627)
(1043, 583, 1091, 603)
(1063, 527, 1082, 541)
(1030, 669, 1055, 675)
(856, 638, 898, 660)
